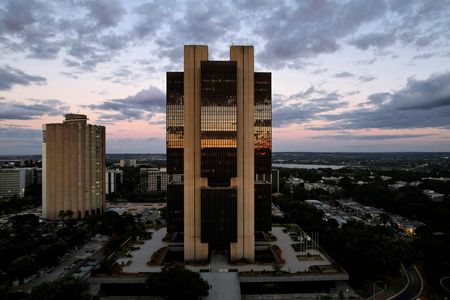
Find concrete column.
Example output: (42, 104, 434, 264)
(184, 45, 209, 262)
(42, 125, 47, 219)
(70, 125, 78, 217)
(63, 125, 71, 212)
(230, 46, 255, 262)
(55, 124, 64, 216)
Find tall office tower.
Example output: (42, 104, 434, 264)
(42, 114, 105, 220)
(167, 45, 272, 262)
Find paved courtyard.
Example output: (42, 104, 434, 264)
(117, 227, 168, 273)
(117, 226, 332, 274)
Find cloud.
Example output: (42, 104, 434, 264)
(0, 98, 69, 120)
(314, 72, 450, 130)
(0, 125, 42, 155)
(87, 0, 126, 28)
(358, 75, 377, 83)
(273, 86, 348, 127)
(1, 0, 448, 74)
(0, 65, 46, 90)
(84, 86, 165, 122)
(412, 52, 438, 61)
(0, 0, 38, 33)
(0, 0, 61, 59)
(349, 31, 397, 50)
(150, 1, 240, 62)
(131, 1, 171, 39)
(334, 71, 354, 78)
(99, 66, 142, 85)
(256, 0, 388, 68)
(346, 1, 450, 55)
(0, 0, 131, 68)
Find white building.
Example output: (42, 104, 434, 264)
(423, 190, 444, 202)
(105, 169, 123, 194)
(388, 181, 407, 190)
(304, 182, 342, 194)
(140, 168, 182, 192)
(120, 159, 137, 168)
(0, 169, 27, 198)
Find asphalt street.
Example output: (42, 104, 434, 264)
(391, 265, 423, 300)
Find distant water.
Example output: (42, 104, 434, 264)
(272, 163, 346, 169)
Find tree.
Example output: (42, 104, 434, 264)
(30, 278, 92, 300)
(8, 255, 38, 281)
(35, 240, 68, 266)
(146, 266, 209, 300)
(100, 211, 124, 235)
(10, 214, 38, 230)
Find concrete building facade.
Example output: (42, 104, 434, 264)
(166, 45, 272, 262)
(42, 114, 105, 220)
(140, 168, 170, 192)
(272, 169, 280, 193)
(105, 169, 123, 194)
(0, 169, 27, 198)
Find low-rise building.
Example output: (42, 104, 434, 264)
(322, 176, 342, 184)
(120, 159, 137, 168)
(423, 189, 444, 202)
(304, 182, 342, 194)
(286, 176, 305, 186)
(387, 181, 407, 190)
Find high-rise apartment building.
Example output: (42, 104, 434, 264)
(167, 45, 271, 262)
(42, 114, 105, 220)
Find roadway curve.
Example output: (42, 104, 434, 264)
(440, 276, 450, 293)
(390, 265, 423, 300)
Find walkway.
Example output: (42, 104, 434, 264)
(117, 228, 168, 273)
(201, 272, 241, 300)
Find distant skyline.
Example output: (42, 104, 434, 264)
(1, 0, 450, 154)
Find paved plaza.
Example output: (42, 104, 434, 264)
(117, 225, 333, 274)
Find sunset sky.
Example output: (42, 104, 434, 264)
(1, 0, 450, 154)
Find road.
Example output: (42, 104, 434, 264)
(440, 276, 450, 293)
(14, 238, 104, 292)
(390, 265, 423, 300)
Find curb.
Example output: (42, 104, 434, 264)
(413, 265, 423, 300)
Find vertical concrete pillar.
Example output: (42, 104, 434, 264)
(184, 45, 209, 262)
(42, 125, 47, 219)
(230, 46, 255, 262)
(55, 124, 64, 216)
